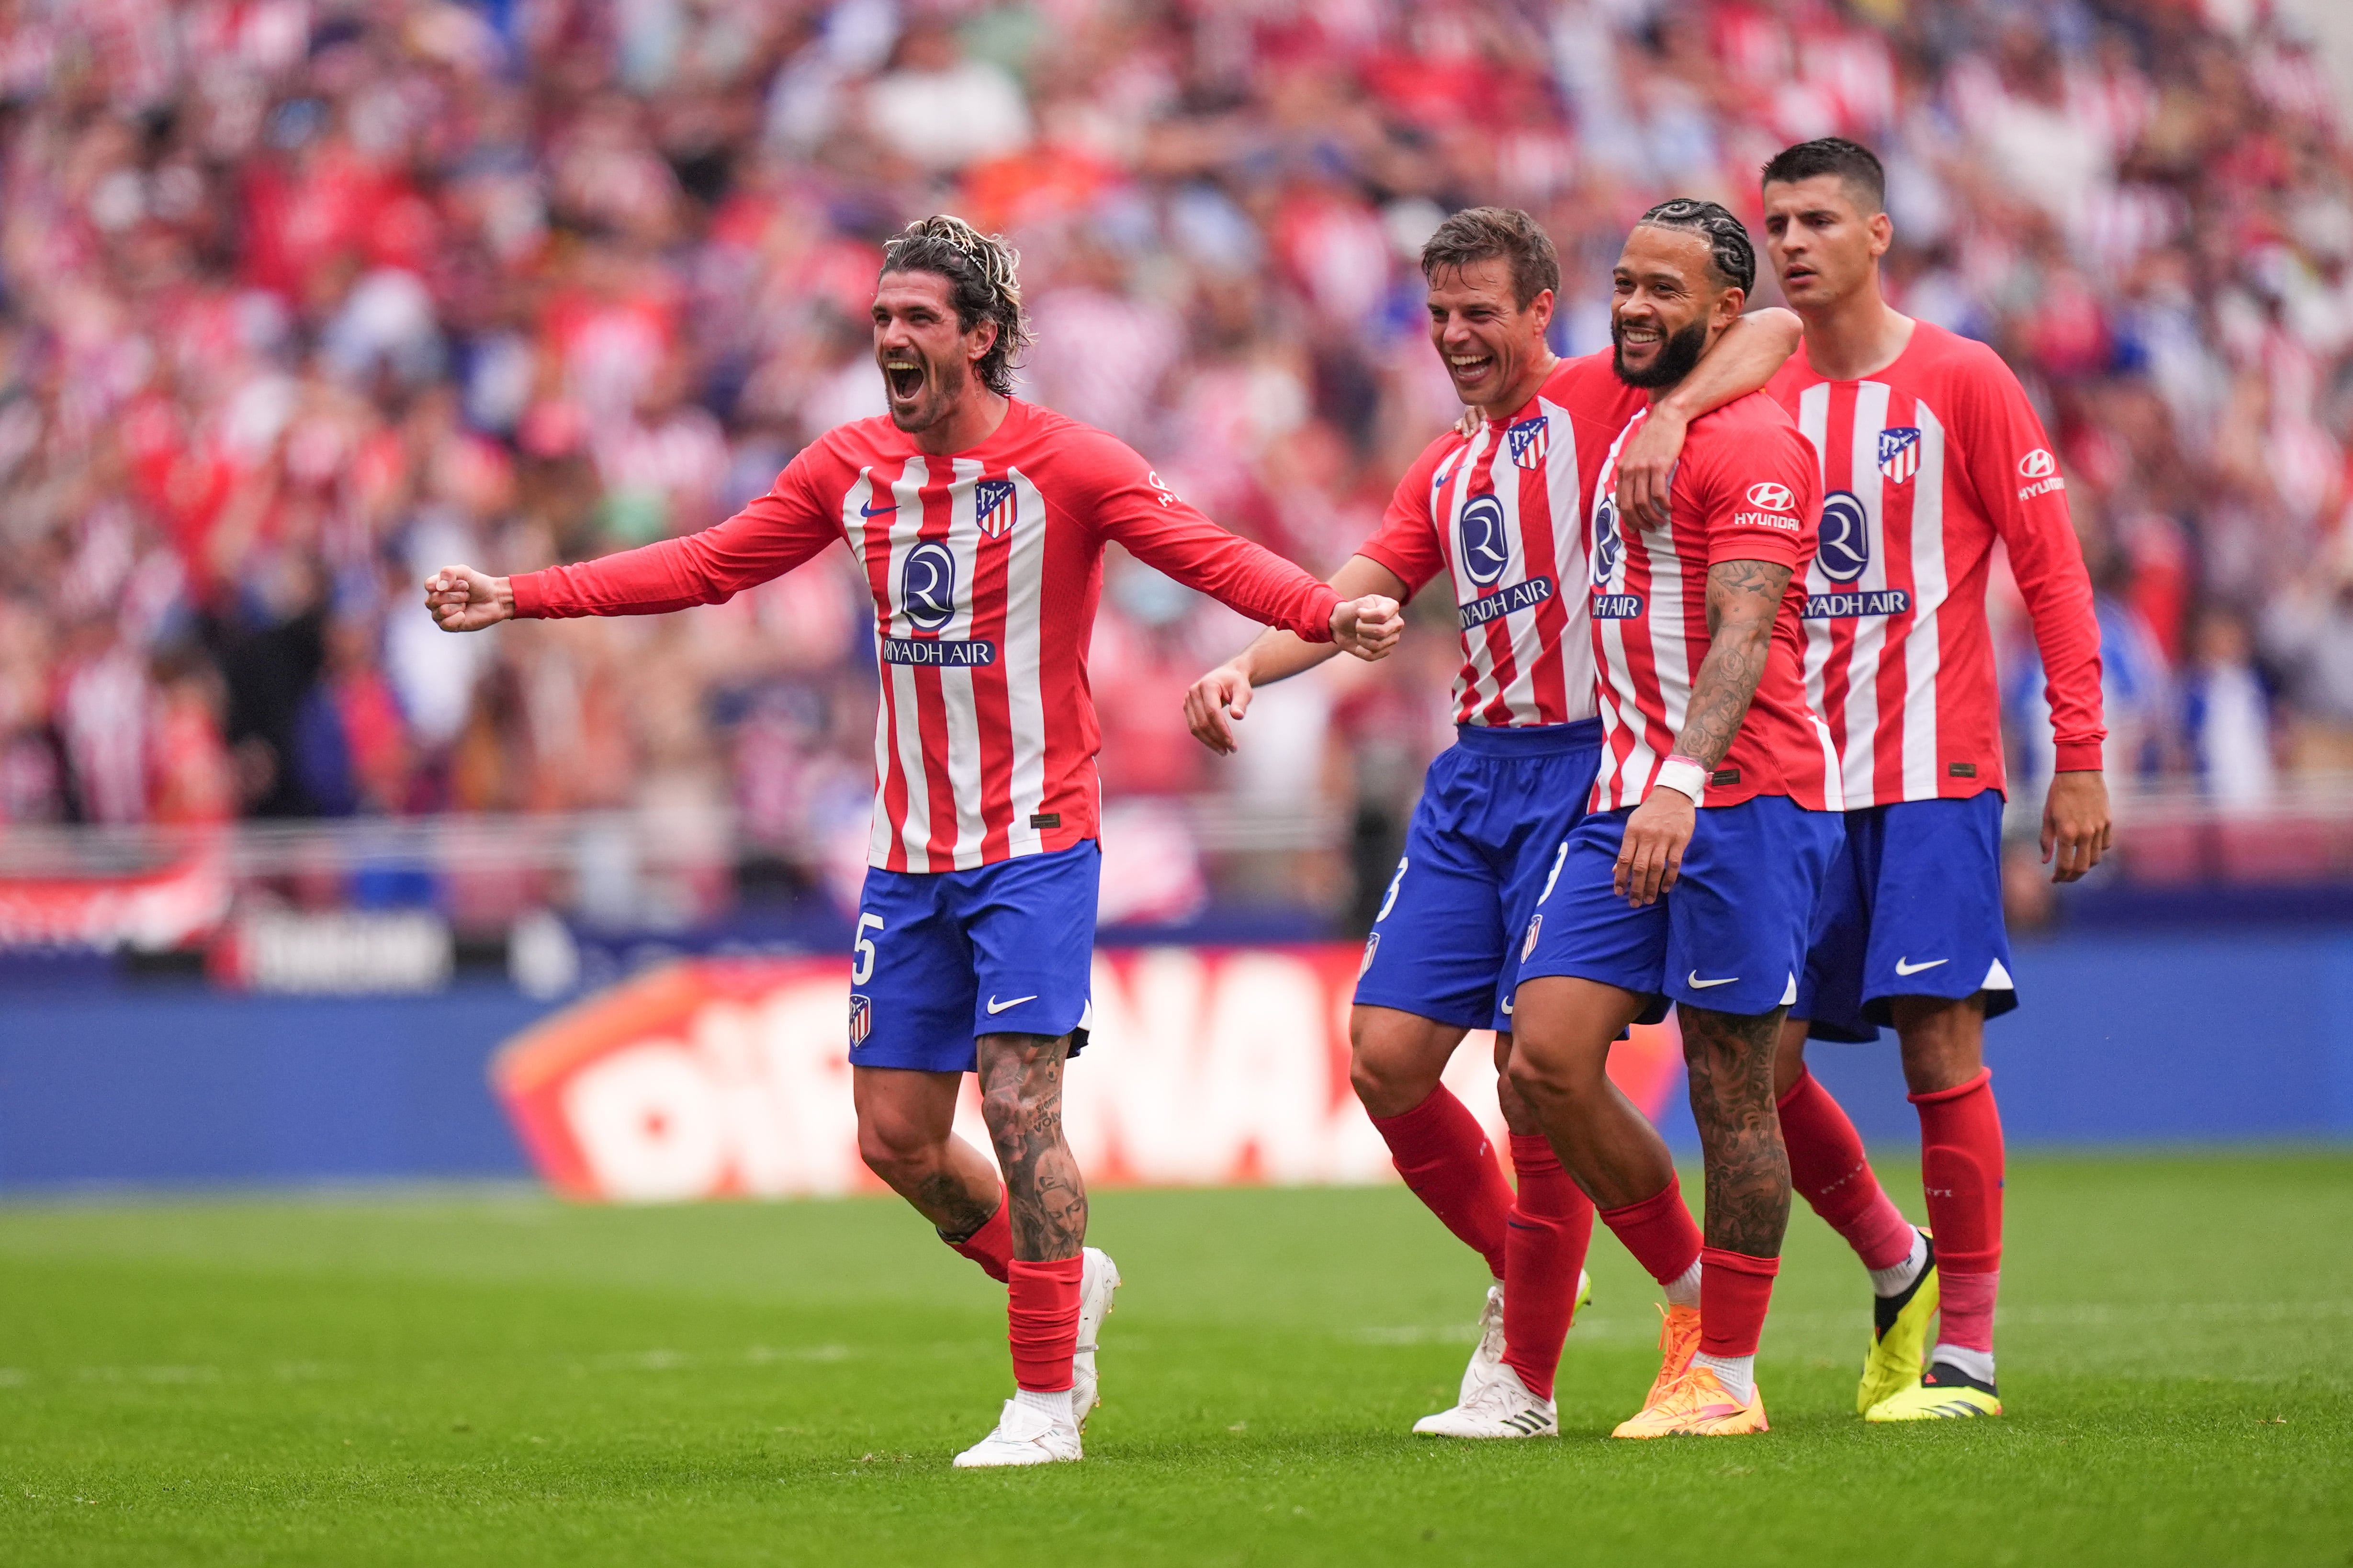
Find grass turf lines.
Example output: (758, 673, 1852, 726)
(0, 1153, 2347, 1567)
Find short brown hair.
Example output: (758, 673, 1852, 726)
(1419, 206, 1559, 311)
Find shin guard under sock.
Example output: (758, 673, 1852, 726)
(1369, 1086, 1513, 1278)
(1597, 1175, 1704, 1297)
(1778, 1070, 1916, 1272)
(1499, 1133, 1597, 1401)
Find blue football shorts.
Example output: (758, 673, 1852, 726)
(846, 840, 1099, 1074)
(1354, 719, 1605, 1034)
(1516, 794, 1842, 1022)
(1794, 792, 2016, 1043)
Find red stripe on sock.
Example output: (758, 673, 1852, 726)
(1936, 1268, 1998, 1354)
(1007, 1256, 1084, 1392)
(1778, 1070, 1915, 1271)
(946, 1193, 1012, 1283)
(1699, 1247, 1779, 1359)
(1499, 1133, 1596, 1402)
(1597, 1174, 1702, 1288)
(1911, 1068, 2004, 1275)
(1369, 1086, 1512, 1278)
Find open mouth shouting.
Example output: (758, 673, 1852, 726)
(883, 353, 927, 405)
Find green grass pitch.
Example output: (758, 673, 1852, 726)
(0, 1153, 2348, 1566)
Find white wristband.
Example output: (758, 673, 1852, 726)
(1653, 757, 1706, 805)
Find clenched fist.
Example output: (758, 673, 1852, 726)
(424, 565, 514, 632)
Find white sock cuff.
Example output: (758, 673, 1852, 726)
(1014, 1386, 1075, 1424)
(1931, 1344, 1996, 1385)
(1868, 1230, 1931, 1298)
(1691, 1351, 1756, 1402)
(1663, 1259, 1703, 1308)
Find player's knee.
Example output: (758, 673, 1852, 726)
(1505, 1046, 1574, 1107)
(1346, 1049, 1431, 1119)
(855, 1110, 939, 1186)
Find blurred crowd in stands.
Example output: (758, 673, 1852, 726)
(0, 0, 2348, 918)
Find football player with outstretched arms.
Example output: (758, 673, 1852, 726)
(1183, 206, 1801, 1438)
(1756, 137, 2108, 1422)
(425, 217, 1403, 1468)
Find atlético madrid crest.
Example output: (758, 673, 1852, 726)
(848, 993, 873, 1046)
(975, 478, 1017, 540)
(1508, 416, 1550, 471)
(1879, 427, 1921, 484)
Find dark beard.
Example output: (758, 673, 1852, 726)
(1612, 315, 1710, 389)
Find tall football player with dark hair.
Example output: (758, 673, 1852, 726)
(1758, 138, 2109, 1420)
(426, 217, 1404, 1466)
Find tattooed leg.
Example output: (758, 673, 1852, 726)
(852, 1064, 1002, 1241)
(1678, 1002, 1791, 1258)
(978, 1031, 1088, 1262)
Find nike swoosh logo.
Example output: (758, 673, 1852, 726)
(1893, 956, 1948, 975)
(1686, 973, 1739, 989)
(860, 500, 897, 516)
(985, 994, 1038, 1014)
(1500, 996, 1514, 1015)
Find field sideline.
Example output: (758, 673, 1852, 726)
(0, 1153, 2347, 1566)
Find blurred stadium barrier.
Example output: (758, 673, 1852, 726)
(0, 930, 2346, 1195)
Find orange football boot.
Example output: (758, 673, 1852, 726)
(1642, 1303, 1703, 1407)
(1610, 1363, 1769, 1438)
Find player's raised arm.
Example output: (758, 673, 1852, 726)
(1185, 553, 1412, 755)
(426, 455, 842, 630)
(1955, 345, 2111, 881)
(1071, 434, 1401, 658)
(1617, 307, 1804, 530)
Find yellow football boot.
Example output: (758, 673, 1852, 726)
(1864, 1361, 2002, 1422)
(1611, 1364, 1769, 1438)
(1859, 1229, 1938, 1414)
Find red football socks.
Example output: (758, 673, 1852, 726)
(1006, 1256, 1085, 1392)
(1778, 1070, 1917, 1271)
(1370, 1086, 1513, 1278)
(1914, 1068, 2004, 1352)
(1912, 1068, 2004, 1275)
(1499, 1133, 1597, 1401)
(945, 1192, 1013, 1283)
(1699, 1247, 1780, 1358)
(1597, 1174, 1704, 1290)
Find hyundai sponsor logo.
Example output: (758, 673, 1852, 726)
(2017, 447, 2057, 478)
(1745, 481, 1796, 512)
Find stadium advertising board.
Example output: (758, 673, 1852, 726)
(492, 947, 1687, 1201)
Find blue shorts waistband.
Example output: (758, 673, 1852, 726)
(1452, 718, 1604, 757)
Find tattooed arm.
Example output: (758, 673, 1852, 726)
(1612, 557, 1793, 906)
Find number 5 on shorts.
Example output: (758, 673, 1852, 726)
(853, 913, 885, 984)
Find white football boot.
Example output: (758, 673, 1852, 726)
(952, 1398, 1083, 1468)
(1413, 1363, 1557, 1439)
(1454, 1268, 1590, 1403)
(1070, 1246, 1122, 1429)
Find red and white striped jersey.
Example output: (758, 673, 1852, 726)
(1587, 392, 1840, 812)
(1765, 322, 2105, 807)
(510, 398, 1341, 873)
(1358, 352, 1643, 727)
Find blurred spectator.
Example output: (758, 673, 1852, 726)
(0, 0, 2343, 926)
